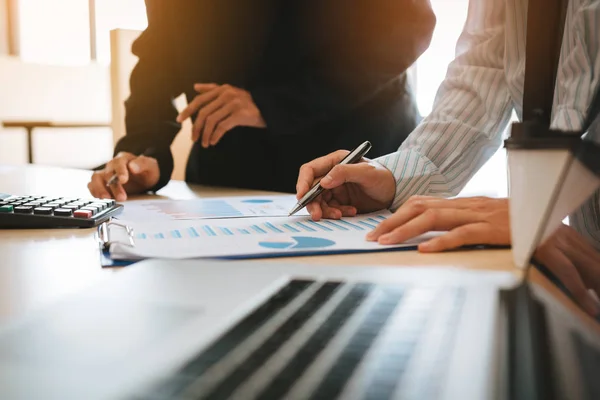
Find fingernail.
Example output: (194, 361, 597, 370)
(419, 242, 432, 251)
(129, 162, 140, 173)
(366, 231, 376, 241)
(176, 116, 182, 123)
(378, 234, 391, 244)
(585, 296, 600, 317)
(321, 175, 333, 185)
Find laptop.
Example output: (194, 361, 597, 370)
(0, 259, 597, 400)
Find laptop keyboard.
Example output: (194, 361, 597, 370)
(133, 280, 465, 400)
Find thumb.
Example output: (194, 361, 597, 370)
(320, 163, 375, 189)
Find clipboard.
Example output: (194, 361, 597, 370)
(97, 220, 138, 268)
(95, 218, 428, 268)
(96, 216, 509, 268)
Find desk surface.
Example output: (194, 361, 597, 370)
(0, 164, 594, 330)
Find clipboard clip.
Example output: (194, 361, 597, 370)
(97, 219, 135, 251)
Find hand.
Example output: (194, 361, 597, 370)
(366, 196, 511, 251)
(295, 150, 396, 221)
(176, 83, 266, 148)
(87, 152, 159, 201)
(534, 225, 600, 317)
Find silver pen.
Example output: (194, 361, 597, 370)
(288, 141, 372, 216)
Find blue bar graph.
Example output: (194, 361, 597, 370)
(295, 221, 317, 232)
(264, 222, 284, 233)
(308, 221, 333, 232)
(202, 225, 216, 237)
(323, 220, 349, 231)
(337, 219, 364, 230)
(138, 214, 389, 240)
(251, 225, 267, 234)
(358, 221, 376, 229)
(219, 227, 233, 236)
(283, 223, 300, 233)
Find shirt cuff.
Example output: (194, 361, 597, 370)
(375, 150, 452, 211)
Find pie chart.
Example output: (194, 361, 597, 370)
(259, 236, 336, 250)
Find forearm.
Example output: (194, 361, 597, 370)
(375, 0, 514, 211)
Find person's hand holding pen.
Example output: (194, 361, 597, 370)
(294, 145, 396, 221)
(87, 151, 159, 201)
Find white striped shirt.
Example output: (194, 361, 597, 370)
(376, 0, 600, 247)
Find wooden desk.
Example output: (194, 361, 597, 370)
(1, 120, 110, 163)
(0, 165, 595, 332)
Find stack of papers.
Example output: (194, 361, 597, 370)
(104, 195, 438, 261)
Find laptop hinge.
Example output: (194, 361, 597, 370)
(501, 282, 556, 400)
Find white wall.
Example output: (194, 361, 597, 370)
(0, 55, 113, 168)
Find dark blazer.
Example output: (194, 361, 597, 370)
(115, 0, 436, 193)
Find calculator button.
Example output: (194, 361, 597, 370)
(53, 209, 73, 217)
(80, 206, 98, 215)
(14, 206, 33, 214)
(0, 205, 13, 213)
(33, 207, 53, 215)
(23, 201, 42, 207)
(73, 210, 93, 219)
(44, 203, 61, 209)
(101, 199, 116, 206)
(91, 203, 107, 210)
(69, 201, 86, 207)
(62, 205, 80, 210)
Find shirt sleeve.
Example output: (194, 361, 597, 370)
(560, 0, 600, 246)
(375, 0, 514, 211)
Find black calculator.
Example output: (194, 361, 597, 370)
(0, 193, 123, 228)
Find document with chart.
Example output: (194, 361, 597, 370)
(116, 195, 309, 221)
(104, 211, 441, 261)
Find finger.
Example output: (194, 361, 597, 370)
(87, 173, 112, 199)
(320, 200, 342, 220)
(210, 113, 239, 146)
(176, 86, 221, 123)
(296, 150, 351, 197)
(107, 181, 128, 202)
(104, 157, 131, 185)
(194, 83, 218, 93)
(318, 161, 374, 190)
(537, 247, 600, 316)
(375, 209, 478, 245)
(177, 83, 220, 123)
(203, 103, 237, 147)
(193, 91, 234, 143)
(418, 223, 490, 252)
(366, 199, 429, 241)
(328, 199, 357, 217)
(563, 234, 600, 298)
(307, 201, 323, 221)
